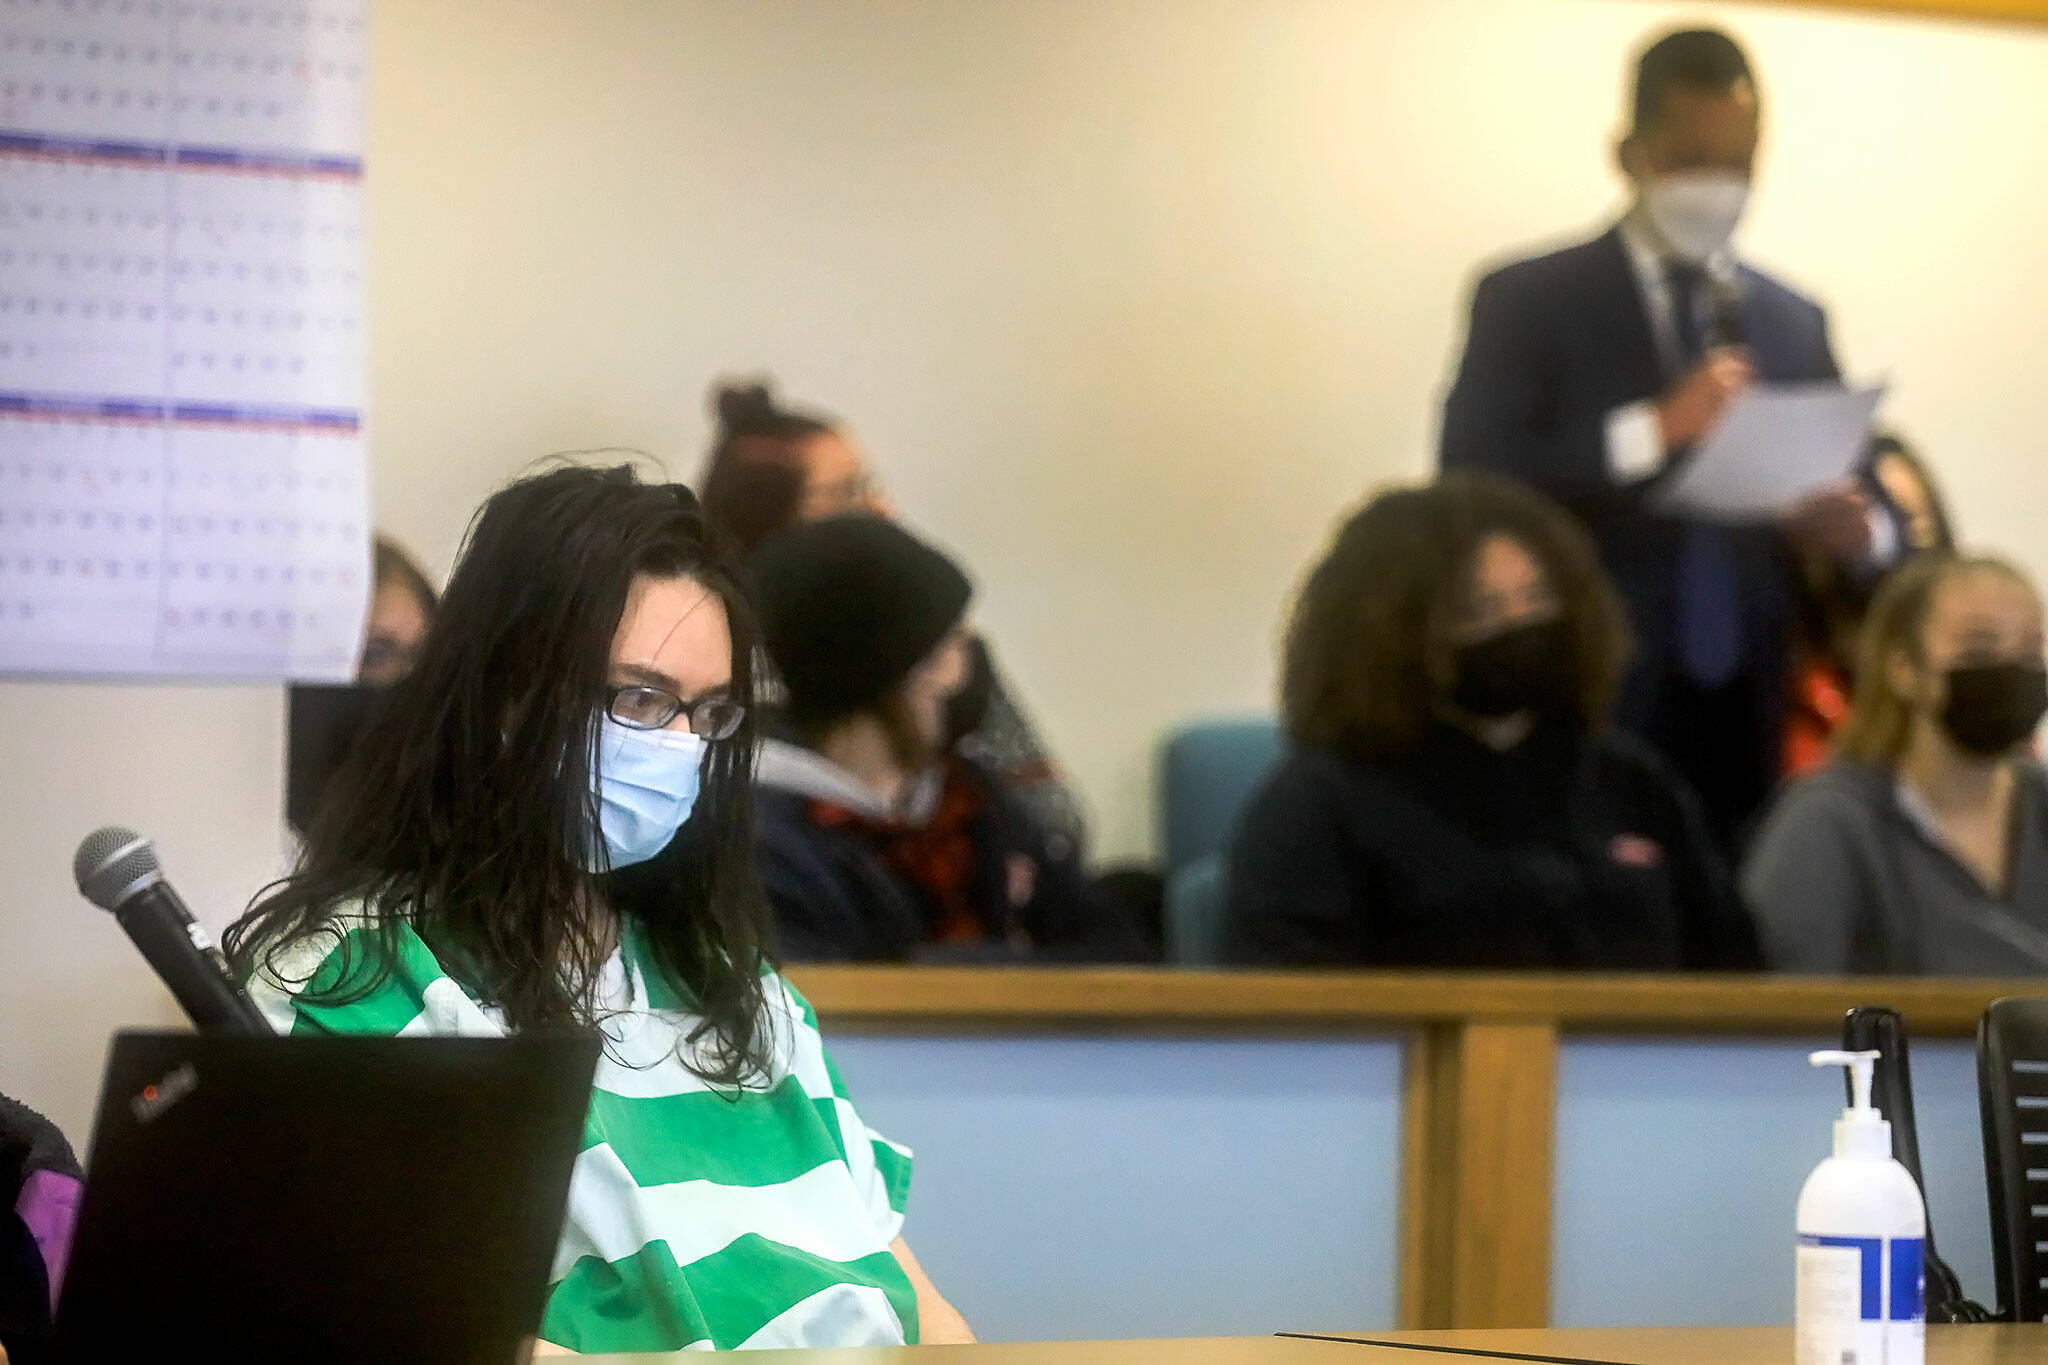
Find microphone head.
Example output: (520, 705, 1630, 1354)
(74, 826, 161, 912)
(1708, 275, 1747, 348)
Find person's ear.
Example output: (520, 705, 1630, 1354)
(1616, 132, 1645, 184)
(1887, 645, 1929, 710)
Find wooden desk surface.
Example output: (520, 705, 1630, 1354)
(1309, 1325, 2048, 1362)
(579, 1324, 2048, 1363)
(578, 1342, 1358, 1364)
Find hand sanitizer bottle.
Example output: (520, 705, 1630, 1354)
(1797, 1049, 1926, 1365)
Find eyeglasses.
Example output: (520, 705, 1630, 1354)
(802, 473, 881, 516)
(604, 685, 747, 740)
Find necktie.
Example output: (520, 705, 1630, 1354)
(1666, 258, 1744, 687)
(1667, 258, 1709, 357)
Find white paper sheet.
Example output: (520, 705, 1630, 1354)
(1655, 382, 1885, 523)
(0, 0, 370, 680)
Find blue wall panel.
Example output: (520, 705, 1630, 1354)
(1551, 1037, 1992, 1327)
(816, 1029, 1994, 1340)
(826, 1032, 1405, 1343)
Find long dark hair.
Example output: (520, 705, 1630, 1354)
(697, 378, 837, 559)
(227, 463, 774, 1087)
(1284, 473, 1630, 759)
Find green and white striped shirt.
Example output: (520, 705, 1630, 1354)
(248, 912, 918, 1353)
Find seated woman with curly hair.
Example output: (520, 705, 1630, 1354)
(1222, 473, 1761, 970)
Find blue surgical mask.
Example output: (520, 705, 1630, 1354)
(589, 715, 707, 870)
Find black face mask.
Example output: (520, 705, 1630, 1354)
(1940, 662, 2048, 757)
(1449, 619, 1576, 720)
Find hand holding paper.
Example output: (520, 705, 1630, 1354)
(1784, 481, 1878, 562)
(1656, 382, 1885, 522)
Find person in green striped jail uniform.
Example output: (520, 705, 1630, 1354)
(225, 463, 975, 1353)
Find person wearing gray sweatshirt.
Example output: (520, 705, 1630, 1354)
(1745, 553, 2048, 974)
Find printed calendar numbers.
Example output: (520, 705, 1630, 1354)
(0, 0, 369, 679)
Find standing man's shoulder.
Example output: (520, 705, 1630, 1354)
(1468, 226, 1628, 304)
(1735, 261, 1827, 324)
(1685, 256, 1837, 383)
(1733, 262, 1837, 379)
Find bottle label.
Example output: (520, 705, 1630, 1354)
(1796, 1234, 1925, 1365)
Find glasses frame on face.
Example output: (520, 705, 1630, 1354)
(802, 472, 879, 516)
(356, 634, 420, 683)
(1452, 543, 1563, 644)
(604, 685, 747, 741)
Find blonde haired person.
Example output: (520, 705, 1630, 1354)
(1744, 554, 2048, 973)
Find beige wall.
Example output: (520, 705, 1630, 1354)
(5, 0, 2047, 1135)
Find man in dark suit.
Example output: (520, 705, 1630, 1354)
(1440, 27, 1879, 851)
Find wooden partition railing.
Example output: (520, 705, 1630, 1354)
(787, 966, 2040, 1331)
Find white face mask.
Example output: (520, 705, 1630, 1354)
(1640, 171, 1750, 263)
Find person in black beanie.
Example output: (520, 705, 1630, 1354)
(750, 517, 1144, 962)
(698, 378, 1089, 862)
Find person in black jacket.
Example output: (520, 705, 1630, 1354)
(1222, 473, 1760, 970)
(749, 516, 1142, 963)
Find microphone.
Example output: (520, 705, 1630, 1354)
(73, 827, 272, 1035)
(1706, 272, 1747, 350)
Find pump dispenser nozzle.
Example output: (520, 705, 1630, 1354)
(1810, 1049, 1891, 1158)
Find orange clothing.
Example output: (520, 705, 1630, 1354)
(1783, 656, 1851, 779)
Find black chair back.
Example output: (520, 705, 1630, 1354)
(1848, 1007, 1931, 1186)
(1977, 996, 2048, 1321)
(1845, 1006, 1990, 1321)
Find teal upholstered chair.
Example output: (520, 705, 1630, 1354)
(1157, 717, 1284, 964)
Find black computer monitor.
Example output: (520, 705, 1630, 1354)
(57, 1030, 598, 1363)
(285, 683, 381, 835)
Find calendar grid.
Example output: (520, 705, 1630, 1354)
(0, 390, 360, 430)
(154, 0, 175, 663)
(0, 0, 369, 681)
(0, 130, 361, 178)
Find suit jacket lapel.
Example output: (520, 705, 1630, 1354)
(1586, 226, 1670, 393)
